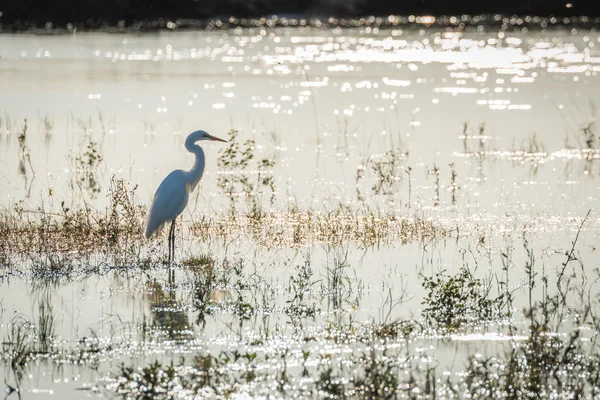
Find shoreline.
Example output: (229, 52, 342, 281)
(2, 13, 600, 34)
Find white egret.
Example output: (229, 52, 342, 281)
(145, 130, 227, 262)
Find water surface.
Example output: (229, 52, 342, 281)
(1, 25, 600, 398)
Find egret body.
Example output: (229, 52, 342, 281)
(145, 130, 226, 262)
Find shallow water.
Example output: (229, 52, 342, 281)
(1, 25, 600, 398)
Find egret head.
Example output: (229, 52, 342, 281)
(185, 130, 227, 149)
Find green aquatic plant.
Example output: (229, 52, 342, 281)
(286, 257, 320, 318)
(217, 129, 257, 203)
(182, 253, 215, 270)
(104, 234, 600, 399)
(217, 129, 277, 210)
(230, 257, 254, 321)
(74, 137, 104, 196)
(421, 266, 503, 332)
(100, 176, 144, 252)
(117, 360, 179, 400)
(353, 347, 400, 400)
(316, 361, 346, 398)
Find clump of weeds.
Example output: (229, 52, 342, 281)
(36, 297, 56, 353)
(98, 176, 144, 257)
(286, 258, 320, 319)
(115, 360, 181, 399)
(0, 176, 145, 271)
(421, 265, 503, 333)
(113, 351, 257, 399)
(366, 149, 406, 195)
(2, 315, 35, 381)
(73, 136, 104, 197)
(217, 129, 277, 213)
(2, 306, 57, 386)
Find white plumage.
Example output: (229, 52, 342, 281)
(145, 170, 190, 239)
(145, 130, 227, 262)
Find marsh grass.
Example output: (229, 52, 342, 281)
(2, 315, 34, 380)
(463, 244, 600, 398)
(0, 176, 145, 270)
(286, 258, 320, 318)
(1, 184, 446, 275)
(108, 212, 600, 399)
(1, 117, 598, 397)
(325, 249, 351, 310)
(1, 304, 56, 383)
(191, 207, 447, 247)
(181, 253, 215, 270)
(1, 220, 596, 399)
(36, 297, 56, 353)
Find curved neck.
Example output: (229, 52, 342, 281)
(186, 144, 205, 190)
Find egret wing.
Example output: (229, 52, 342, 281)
(145, 170, 189, 238)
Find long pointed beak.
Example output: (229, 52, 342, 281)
(208, 134, 227, 143)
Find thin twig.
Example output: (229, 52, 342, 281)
(557, 209, 592, 302)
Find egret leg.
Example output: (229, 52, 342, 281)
(168, 219, 176, 264)
(167, 225, 171, 264)
(169, 219, 177, 284)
